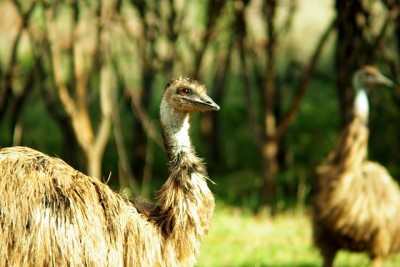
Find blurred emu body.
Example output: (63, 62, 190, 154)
(0, 77, 219, 266)
(312, 66, 400, 267)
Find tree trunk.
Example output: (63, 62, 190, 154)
(335, 0, 369, 125)
(261, 137, 278, 208)
(205, 42, 233, 164)
(88, 151, 102, 180)
(260, 0, 278, 209)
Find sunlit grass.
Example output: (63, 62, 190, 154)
(198, 204, 400, 267)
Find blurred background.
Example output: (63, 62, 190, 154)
(0, 0, 400, 264)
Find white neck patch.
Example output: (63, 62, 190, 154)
(160, 97, 192, 153)
(354, 89, 369, 118)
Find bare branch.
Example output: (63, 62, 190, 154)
(238, 37, 263, 147)
(44, 3, 96, 155)
(278, 0, 298, 35)
(112, 97, 139, 195)
(0, 1, 36, 115)
(276, 18, 336, 139)
(93, 61, 113, 160)
(130, 91, 163, 148)
(233, 0, 263, 146)
(66, 0, 79, 107)
(191, 0, 226, 79)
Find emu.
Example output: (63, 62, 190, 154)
(0, 77, 219, 266)
(312, 66, 400, 267)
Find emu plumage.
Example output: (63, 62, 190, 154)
(312, 66, 400, 267)
(0, 77, 219, 266)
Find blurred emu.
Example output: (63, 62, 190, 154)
(0, 77, 219, 266)
(312, 66, 400, 267)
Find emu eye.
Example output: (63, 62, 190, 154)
(178, 88, 192, 96)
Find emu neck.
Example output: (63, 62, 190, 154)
(354, 87, 369, 123)
(318, 86, 370, 173)
(160, 100, 192, 161)
(157, 97, 215, 266)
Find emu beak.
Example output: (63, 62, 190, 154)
(189, 94, 220, 111)
(376, 73, 394, 88)
(201, 94, 220, 111)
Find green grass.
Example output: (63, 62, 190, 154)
(197, 204, 400, 267)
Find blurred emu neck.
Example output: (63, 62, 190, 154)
(160, 99, 192, 160)
(354, 87, 369, 122)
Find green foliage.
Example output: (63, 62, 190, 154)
(369, 87, 400, 179)
(0, 95, 64, 155)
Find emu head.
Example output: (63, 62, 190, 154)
(353, 66, 393, 90)
(163, 77, 220, 113)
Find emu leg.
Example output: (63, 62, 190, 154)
(314, 231, 338, 267)
(370, 256, 382, 267)
(321, 247, 337, 267)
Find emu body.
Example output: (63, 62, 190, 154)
(312, 66, 400, 267)
(0, 77, 219, 266)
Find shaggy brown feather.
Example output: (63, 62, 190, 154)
(312, 67, 400, 267)
(313, 117, 400, 262)
(0, 77, 218, 266)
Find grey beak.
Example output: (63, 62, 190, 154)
(201, 95, 220, 111)
(377, 74, 394, 88)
